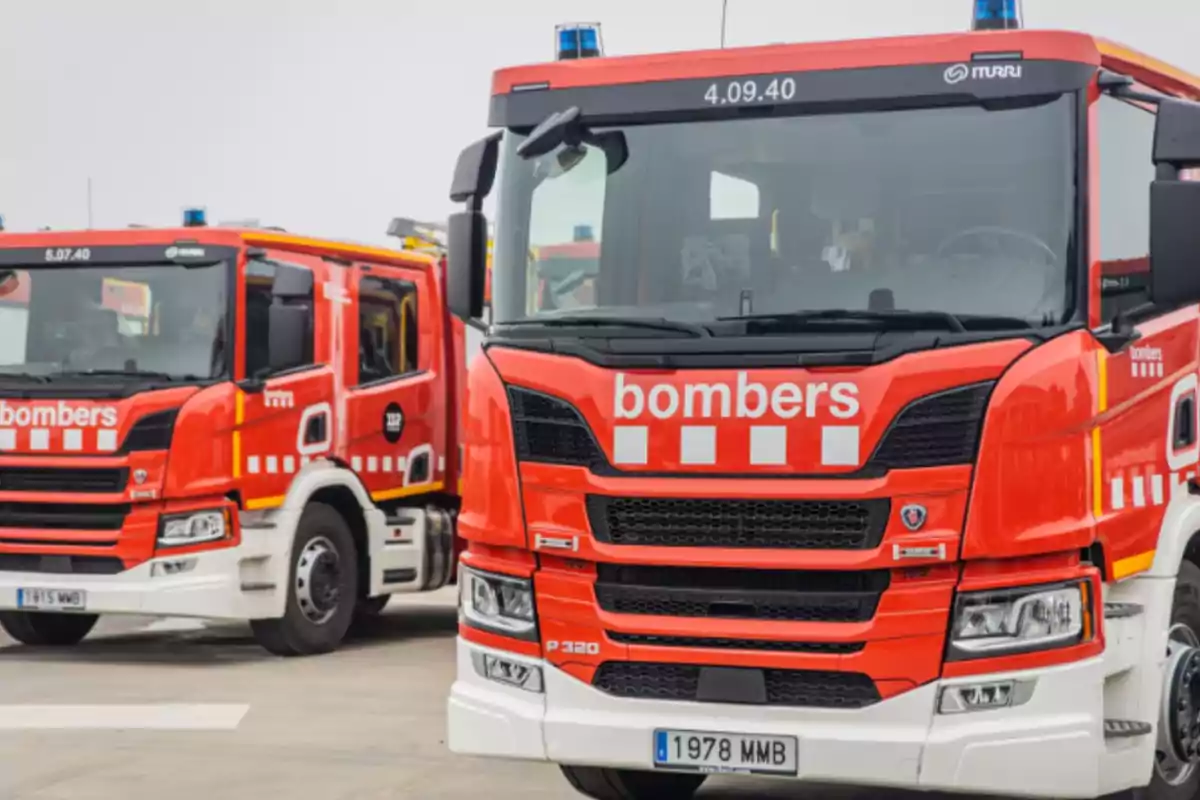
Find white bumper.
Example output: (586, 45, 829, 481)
(448, 639, 1110, 799)
(0, 526, 291, 621)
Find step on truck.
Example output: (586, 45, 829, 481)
(443, 4, 1200, 799)
(0, 212, 464, 655)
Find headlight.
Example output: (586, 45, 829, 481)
(158, 509, 229, 547)
(459, 565, 537, 641)
(947, 580, 1093, 660)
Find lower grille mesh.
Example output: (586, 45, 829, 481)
(592, 661, 880, 708)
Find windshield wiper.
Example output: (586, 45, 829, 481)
(721, 308, 970, 333)
(54, 369, 207, 382)
(498, 316, 711, 338)
(0, 373, 52, 383)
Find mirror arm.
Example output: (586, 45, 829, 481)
(1094, 302, 1155, 354)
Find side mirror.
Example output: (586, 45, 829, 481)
(267, 304, 309, 372)
(450, 132, 502, 205)
(447, 132, 501, 325)
(447, 210, 488, 322)
(1150, 98, 1200, 309)
(272, 263, 313, 299)
(1154, 98, 1200, 165)
(1149, 181, 1200, 308)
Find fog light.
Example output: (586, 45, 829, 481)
(151, 558, 198, 577)
(938, 679, 1035, 714)
(471, 650, 544, 693)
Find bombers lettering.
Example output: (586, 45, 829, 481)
(615, 372, 860, 421)
(0, 401, 118, 429)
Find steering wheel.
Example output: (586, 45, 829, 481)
(933, 226, 1058, 264)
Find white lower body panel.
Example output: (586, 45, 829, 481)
(449, 639, 1115, 798)
(0, 525, 292, 621)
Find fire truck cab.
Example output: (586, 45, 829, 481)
(0, 215, 464, 656)
(443, 5, 1200, 800)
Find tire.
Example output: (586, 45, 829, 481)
(250, 502, 358, 657)
(1134, 559, 1200, 800)
(354, 595, 390, 618)
(560, 766, 706, 800)
(0, 611, 98, 646)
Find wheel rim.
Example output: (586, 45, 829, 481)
(1157, 623, 1200, 786)
(294, 536, 342, 625)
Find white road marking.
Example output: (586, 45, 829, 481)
(0, 704, 249, 730)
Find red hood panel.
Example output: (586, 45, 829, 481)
(0, 390, 197, 455)
(489, 339, 1033, 475)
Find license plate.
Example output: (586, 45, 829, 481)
(17, 588, 87, 611)
(654, 729, 798, 776)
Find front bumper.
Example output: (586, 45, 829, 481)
(448, 638, 1109, 799)
(0, 526, 291, 621)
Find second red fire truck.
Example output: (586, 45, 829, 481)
(0, 212, 466, 655)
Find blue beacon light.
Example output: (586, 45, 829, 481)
(972, 0, 1023, 30)
(557, 24, 602, 60)
(182, 207, 207, 227)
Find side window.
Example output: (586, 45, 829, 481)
(357, 274, 419, 385)
(243, 259, 314, 378)
(1098, 94, 1157, 320)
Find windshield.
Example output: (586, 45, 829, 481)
(0, 262, 228, 380)
(491, 94, 1078, 329)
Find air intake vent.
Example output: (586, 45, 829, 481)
(868, 382, 994, 469)
(121, 409, 179, 452)
(508, 387, 604, 467)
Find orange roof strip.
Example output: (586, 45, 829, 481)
(241, 231, 437, 270)
(1098, 38, 1200, 100)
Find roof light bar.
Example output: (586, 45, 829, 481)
(972, 0, 1023, 31)
(556, 23, 603, 60)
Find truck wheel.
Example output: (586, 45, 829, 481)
(0, 611, 98, 646)
(1126, 559, 1200, 800)
(354, 595, 390, 618)
(250, 502, 358, 657)
(560, 766, 706, 800)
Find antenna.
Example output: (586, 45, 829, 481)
(720, 0, 729, 48)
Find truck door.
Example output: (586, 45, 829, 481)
(343, 264, 444, 504)
(235, 254, 335, 511)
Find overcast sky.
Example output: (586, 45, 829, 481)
(1, 0, 1195, 245)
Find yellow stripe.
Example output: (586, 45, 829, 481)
(242, 231, 437, 267)
(371, 480, 445, 503)
(245, 494, 286, 511)
(232, 391, 244, 479)
(1112, 550, 1156, 580)
(1092, 351, 1109, 519)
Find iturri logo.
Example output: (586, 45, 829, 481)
(944, 62, 1023, 85)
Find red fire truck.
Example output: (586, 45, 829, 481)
(0, 212, 465, 656)
(442, 4, 1200, 799)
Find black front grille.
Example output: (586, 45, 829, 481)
(0, 467, 128, 494)
(588, 496, 888, 550)
(0, 553, 124, 575)
(0, 503, 130, 531)
(595, 564, 889, 622)
(869, 382, 994, 469)
(593, 662, 880, 708)
(509, 387, 605, 467)
(607, 632, 864, 654)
